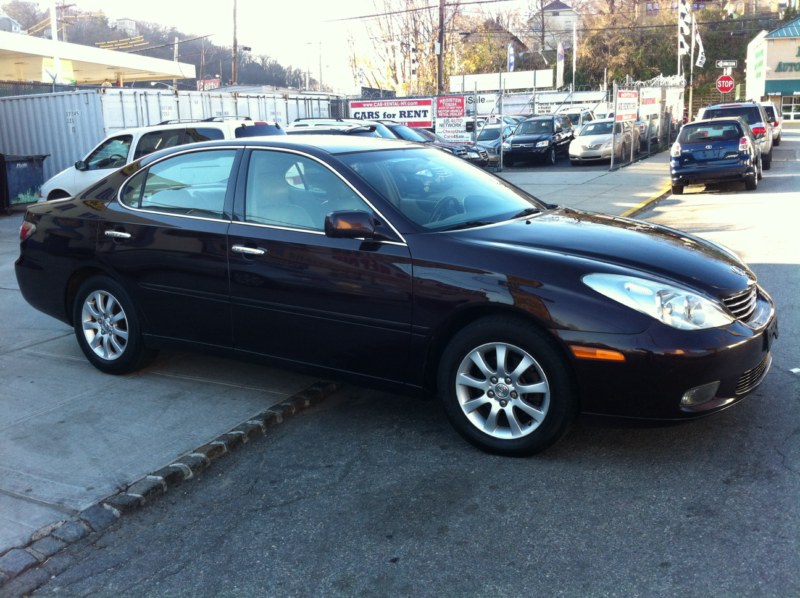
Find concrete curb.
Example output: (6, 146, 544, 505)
(620, 183, 672, 219)
(0, 380, 343, 592)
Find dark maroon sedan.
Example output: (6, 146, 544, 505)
(15, 136, 778, 455)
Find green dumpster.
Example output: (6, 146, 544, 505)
(0, 154, 48, 210)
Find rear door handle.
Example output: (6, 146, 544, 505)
(104, 230, 131, 239)
(231, 244, 266, 256)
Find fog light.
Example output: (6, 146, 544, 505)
(681, 381, 720, 407)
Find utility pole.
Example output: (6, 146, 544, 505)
(173, 36, 179, 91)
(231, 0, 238, 85)
(436, 0, 445, 94)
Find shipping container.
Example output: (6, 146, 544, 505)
(0, 88, 335, 180)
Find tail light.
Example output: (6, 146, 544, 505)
(19, 220, 36, 241)
(772, 120, 779, 127)
(670, 142, 681, 158)
(739, 137, 749, 152)
(751, 126, 766, 137)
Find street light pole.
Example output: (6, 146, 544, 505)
(436, 0, 445, 94)
(232, 0, 238, 85)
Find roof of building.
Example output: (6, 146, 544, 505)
(766, 15, 800, 39)
(0, 30, 195, 85)
(543, 1, 574, 12)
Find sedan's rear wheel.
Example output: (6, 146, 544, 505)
(438, 317, 577, 456)
(745, 172, 758, 191)
(671, 184, 684, 195)
(73, 276, 155, 374)
(763, 150, 772, 170)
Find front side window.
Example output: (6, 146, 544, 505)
(245, 150, 369, 231)
(120, 149, 236, 218)
(84, 135, 133, 170)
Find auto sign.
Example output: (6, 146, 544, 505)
(716, 75, 735, 94)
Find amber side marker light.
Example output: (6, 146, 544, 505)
(570, 345, 626, 362)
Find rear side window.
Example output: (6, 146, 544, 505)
(702, 107, 761, 126)
(762, 105, 776, 120)
(120, 149, 236, 218)
(234, 123, 286, 137)
(187, 127, 225, 142)
(134, 129, 185, 160)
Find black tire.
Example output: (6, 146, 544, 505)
(745, 172, 757, 191)
(671, 184, 684, 195)
(437, 316, 578, 456)
(504, 155, 515, 167)
(774, 135, 780, 147)
(72, 276, 156, 375)
(757, 156, 763, 180)
(545, 147, 556, 165)
(763, 150, 772, 170)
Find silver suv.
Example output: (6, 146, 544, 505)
(760, 101, 782, 146)
(697, 101, 774, 170)
(40, 118, 284, 200)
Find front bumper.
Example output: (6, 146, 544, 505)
(556, 289, 778, 420)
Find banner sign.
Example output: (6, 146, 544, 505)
(615, 89, 639, 122)
(639, 88, 661, 116)
(436, 117, 471, 143)
(349, 98, 433, 127)
(436, 96, 465, 118)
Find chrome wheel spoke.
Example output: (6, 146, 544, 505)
(81, 289, 128, 362)
(455, 341, 551, 441)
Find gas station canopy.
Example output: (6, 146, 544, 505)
(0, 30, 195, 85)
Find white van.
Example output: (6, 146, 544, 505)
(39, 119, 284, 200)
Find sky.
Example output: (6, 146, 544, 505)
(64, 0, 531, 93)
(69, 0, 368, 92)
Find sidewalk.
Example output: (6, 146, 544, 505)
(497, 150, 672, 217)
(0, 151, 673, 587)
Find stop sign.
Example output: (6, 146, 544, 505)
(716, 75, 735, 94)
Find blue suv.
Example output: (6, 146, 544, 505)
(670, 117, 762, 195)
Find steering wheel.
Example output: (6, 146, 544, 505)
(97, 154, 126, 168)
(430, 196, 463, 223)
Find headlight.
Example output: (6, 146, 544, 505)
(583, 273, 734, 330)
(502, 142, 511, 150)
(536, 140, 549, 148)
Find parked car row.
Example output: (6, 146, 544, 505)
(671, 99, 777, 194)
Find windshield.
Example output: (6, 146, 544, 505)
(340, 147, 542, 231)
(579, 122, 613, 136)
(516, 119, 553, 135)
(388, 124, 429, 142)
(477, 128, 502, 141)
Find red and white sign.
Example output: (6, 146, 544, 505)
(615, 89, 639, 122)
(349, 98, 433, 127)
(716, 75, 735, 94)
(436, 96, 466, 118)
(196, 79, 221, 91)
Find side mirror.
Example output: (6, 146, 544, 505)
(75, 160, 88, 171)
(325, 210, 389, 241)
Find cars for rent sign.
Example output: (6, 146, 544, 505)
(349, 98, 433, 127)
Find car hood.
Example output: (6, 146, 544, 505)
(460, 208, 754, 294)
(572, 134, 612, 145)
(508, 133, 551, 144)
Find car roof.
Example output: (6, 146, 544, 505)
(139, 135, 421, 165)
(106, 119, 277, 137)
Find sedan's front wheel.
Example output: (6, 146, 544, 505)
(438, 317, 577, 456)
(73, 276, 156, 375)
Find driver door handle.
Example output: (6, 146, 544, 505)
(232, 244, 266, 256)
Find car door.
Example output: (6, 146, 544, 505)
(96, 147, 239, 347)
(227, 148, 414, 382)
